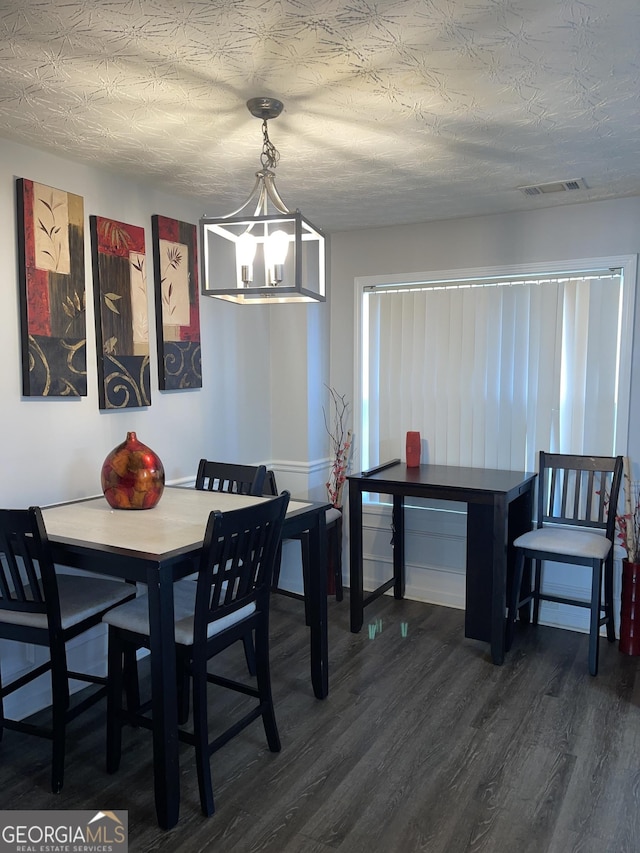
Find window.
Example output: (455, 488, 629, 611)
(356, 257, 636, 475)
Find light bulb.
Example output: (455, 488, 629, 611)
(266, 229, 289, 285)
(268, 229, 289, 265)
(236, 231, 257, 285)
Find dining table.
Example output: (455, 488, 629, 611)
(42, 486, 330, 830)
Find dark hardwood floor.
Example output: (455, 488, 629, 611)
(1, 592, 639, 852)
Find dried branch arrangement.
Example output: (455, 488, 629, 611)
(323, 386, 352, 508)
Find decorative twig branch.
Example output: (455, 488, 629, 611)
(323, 386, 352, 508)
(615, 456, 639, 563)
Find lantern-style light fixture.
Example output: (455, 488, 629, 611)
(199, 97, 326, 304)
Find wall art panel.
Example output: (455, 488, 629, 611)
(151, 215, 202, 390)
(16, 178, 87, 396)
(90, 216, 150, 409)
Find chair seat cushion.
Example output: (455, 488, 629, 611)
(514, 527, 612, 560)
(102, 579, 256, 646)
(0, 575, 135, 631)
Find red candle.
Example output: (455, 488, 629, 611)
(406, 431, 421, 467)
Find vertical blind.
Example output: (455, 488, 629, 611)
(363, 271, 624, 473)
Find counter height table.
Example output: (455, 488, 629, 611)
(348, 462, 536, 665)
(42, 487, 330, 830)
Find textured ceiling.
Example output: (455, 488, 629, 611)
(1, 0, 639, 233)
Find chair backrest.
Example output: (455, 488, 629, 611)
(195, 460, 267, 496)
(263, 469, 278, 496)
(537, 452, 624, 540)
(0, 506, 61, 632)
(192, 491, 290, 643)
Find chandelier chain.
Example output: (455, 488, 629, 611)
(260, 119, 280, 171)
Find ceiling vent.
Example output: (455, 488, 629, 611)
(518, 178, 588, 196)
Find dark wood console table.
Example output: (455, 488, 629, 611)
(348, 462, 536, 665)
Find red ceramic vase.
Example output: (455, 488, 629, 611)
(619, 559, 640, 656)
(101, 431, 165, 510)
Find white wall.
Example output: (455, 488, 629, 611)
(0, 137, 277, 508)
(329, 197, 640, 631)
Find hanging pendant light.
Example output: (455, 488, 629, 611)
(199, 97, 326, 304)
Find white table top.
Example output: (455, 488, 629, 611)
(42, 488, 312, 558)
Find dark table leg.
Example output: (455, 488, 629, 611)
(307, 509, 328, 699)
(392, 494, 406, 599)
(349, 484, 365, 632)
(466, 487, 534, 666)
(489, 496, 508, 666)
(466, 498, 511, 665)
(146, 568, 180, 829)
(465, 502, 495, 648)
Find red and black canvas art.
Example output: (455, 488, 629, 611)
(151, 215, 202, 390)
(16, 178, 87, 396)
(90, 215, 151, 409)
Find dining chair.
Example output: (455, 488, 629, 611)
(264, 470, 343, 620)
(193, 459, 267, 681)
(103, 491, 290, 817)
(195, 459, 266, 497)
(0, 506, 137, 793)
(506, 452, 624, 675)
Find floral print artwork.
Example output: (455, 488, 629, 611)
(90, 215, 150, 409)
(16, 178, 87, 396)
